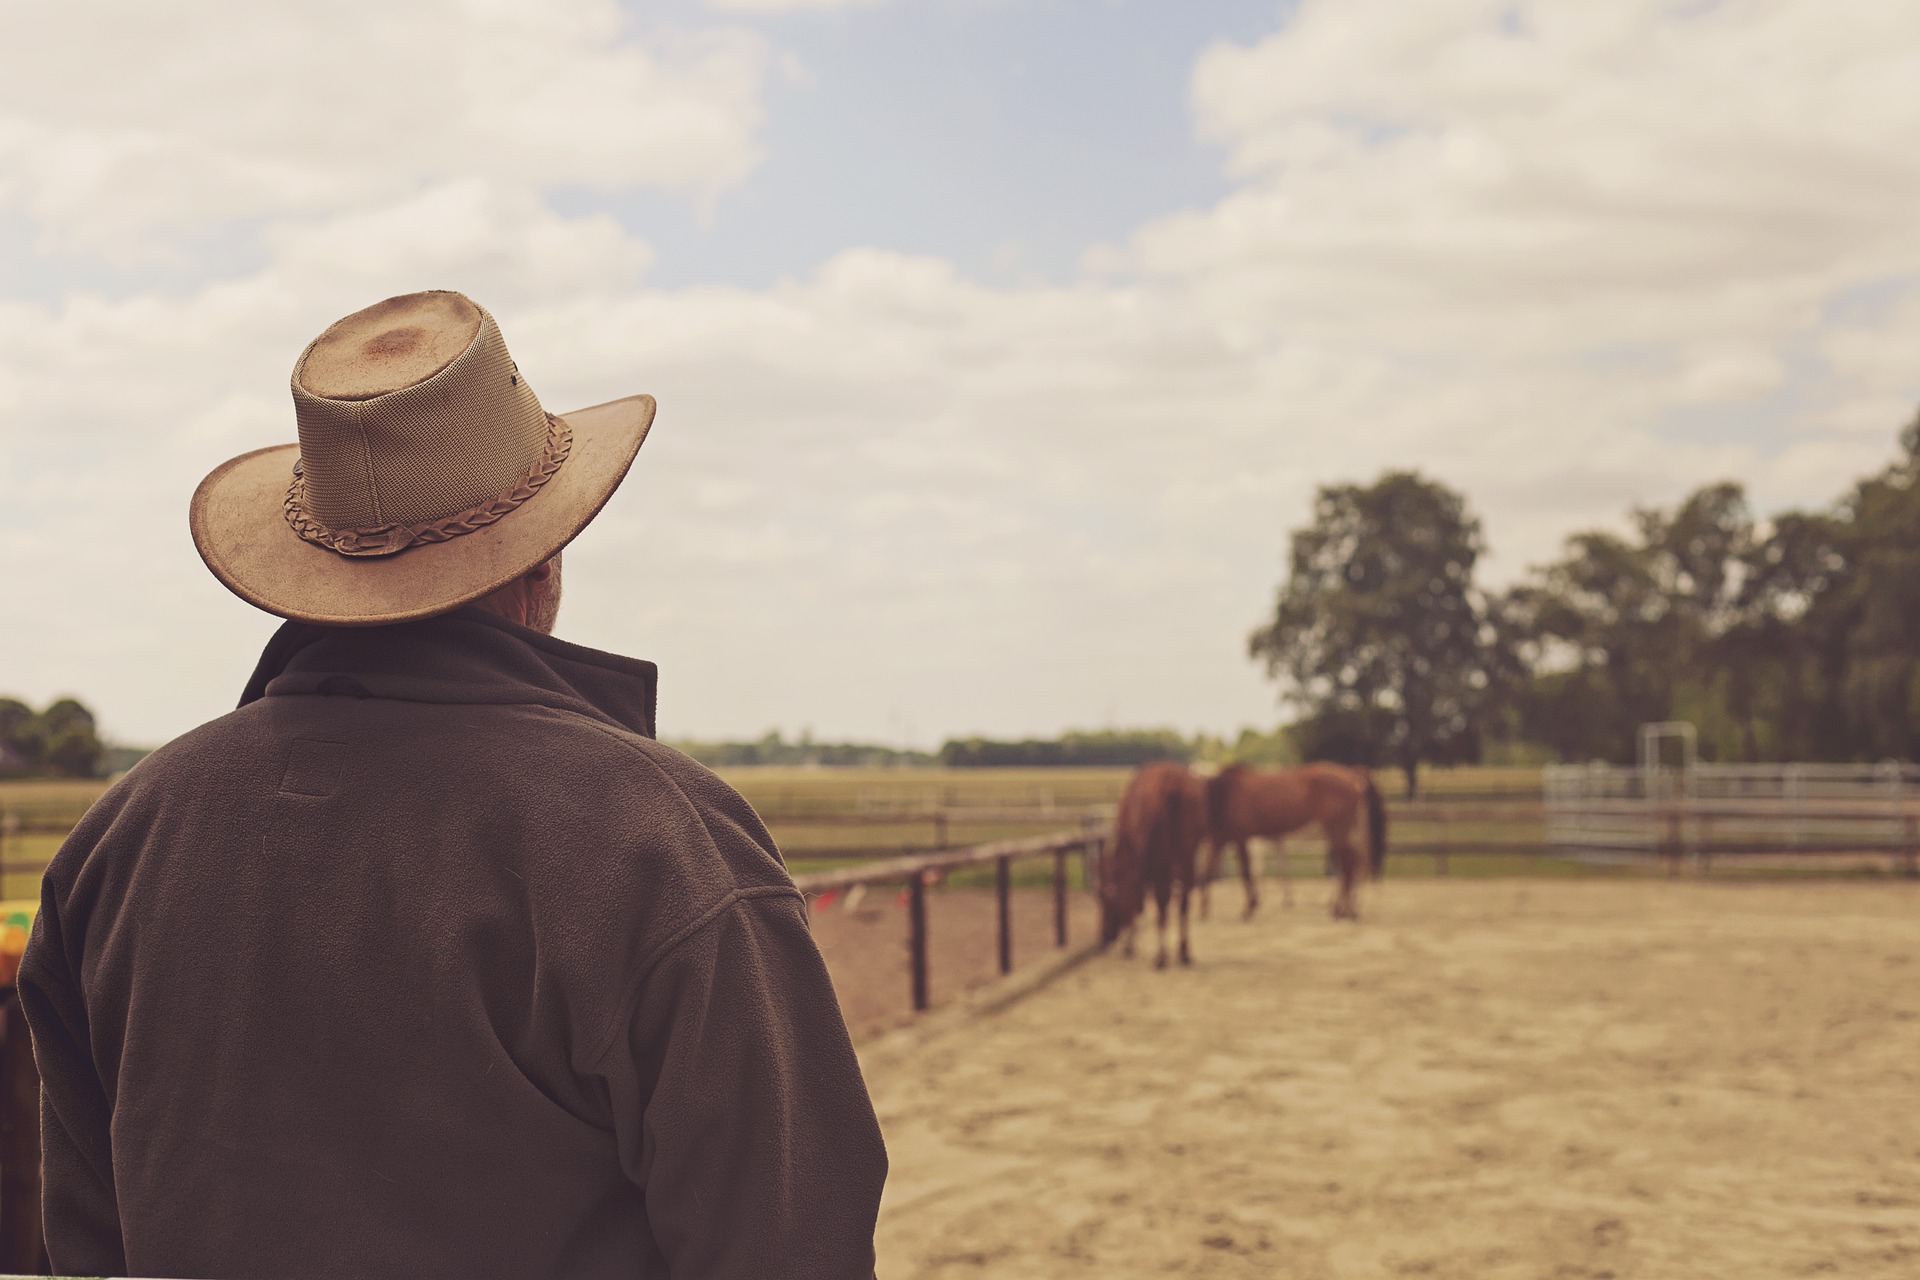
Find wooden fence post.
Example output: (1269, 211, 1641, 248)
(995, 856, 1012, 975)
(1052, 848, 1069, 948)
(908, 871, 929, 1012)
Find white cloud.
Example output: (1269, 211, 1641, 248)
(708, 0, 893, 13)
(0, 0, 766, 260)
(1167, 0, 1920, 352)
(9, 0, 1920, 748)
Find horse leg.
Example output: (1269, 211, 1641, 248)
(1330, 834, 1359, 921)
(1237, 840, 1259, 920)
(1177, 878, 1192, 966)
(1277, 837, 1295, 909)
(1198, 840, 1220, 921)
(1121, 918, 1136, 959)
(1153, 886, 1171, 970)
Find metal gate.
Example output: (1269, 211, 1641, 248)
(1544, 725, 1920, 869)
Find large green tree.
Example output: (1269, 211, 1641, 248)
(1501, 482, 1756, 762)
(37, 698, 103, 778)
(0, 699, 34, 775)
(1249, 471, 1496, 796)
(1723, 508, 1858, 761)
(1827, 422, 1920, 759)
(0, 696, 104, 777)
(1494, 412, 1920, 764)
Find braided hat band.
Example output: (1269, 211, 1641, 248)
(283, 413, 573, 557)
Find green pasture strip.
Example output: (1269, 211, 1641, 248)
(713, 765, 1132, 815)
(771, 818, 1092, 854)
(786, 857, 1093, 893)
(1378, 765, 1544, 800)
(1379, 819, 1547, 838)
(0, 778, 112, 805)
(1207, 848, 1614, 880)
(1373, 853, 1622, 879)
(943, 859, 1092, 891)
(0, 777, 110, 826)
(1636, 860, 1914, 881)
(1, 833, 60, 901)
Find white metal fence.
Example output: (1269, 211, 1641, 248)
(1544, 760, 1920, 868)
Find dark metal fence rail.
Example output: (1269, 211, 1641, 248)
(793, 823, 1112, 1013)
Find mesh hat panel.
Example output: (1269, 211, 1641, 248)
(291, 311, 550, 529)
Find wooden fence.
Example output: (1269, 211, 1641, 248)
(764, 798, 1557, 873)
(0, 811, 65, 886)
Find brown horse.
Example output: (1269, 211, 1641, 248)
(1098, 761, 1209, 968)
(1201, 762, 1387, 921)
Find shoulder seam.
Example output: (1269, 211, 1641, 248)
(584, 885, 803, 1066)
(525, 714, 797, 1063)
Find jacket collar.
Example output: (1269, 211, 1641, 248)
(239, 607, 657, 740)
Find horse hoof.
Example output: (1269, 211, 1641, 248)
(1242, 905, 1258, 922)
(1179, 949, 1192, 966)
(1154, 953, 1168, 970)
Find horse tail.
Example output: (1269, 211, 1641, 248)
(1364, 773, 1388, 878)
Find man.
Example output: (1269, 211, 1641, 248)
(19, 290, 888, 1278)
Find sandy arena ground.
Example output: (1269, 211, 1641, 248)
(857, 878, 1920, 1278)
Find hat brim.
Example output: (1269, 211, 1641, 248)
(190, 394, 654, 626)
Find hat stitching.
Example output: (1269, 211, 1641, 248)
(284, 412, 573, 558)
(356, 406, 384, 526)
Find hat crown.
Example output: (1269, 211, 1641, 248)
(290, 290, 551, 530)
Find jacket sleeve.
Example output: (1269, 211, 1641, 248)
(16, 882, 127, 1278)
(595, 887, 888, 1279)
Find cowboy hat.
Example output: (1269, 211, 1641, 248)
(190, 290, 653, 625)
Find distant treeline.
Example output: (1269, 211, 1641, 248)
(667, 726, 1302, 770)
(665, 731, 937, 769)
(939, 729, 1195, 768)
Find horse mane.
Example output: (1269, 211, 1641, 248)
(1154, 777, 1186, 868)
(1206, 761, 1248, 839)
(1104, 762, 1208, 944)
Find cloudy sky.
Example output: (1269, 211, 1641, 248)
(4, 0, 1919, 749)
